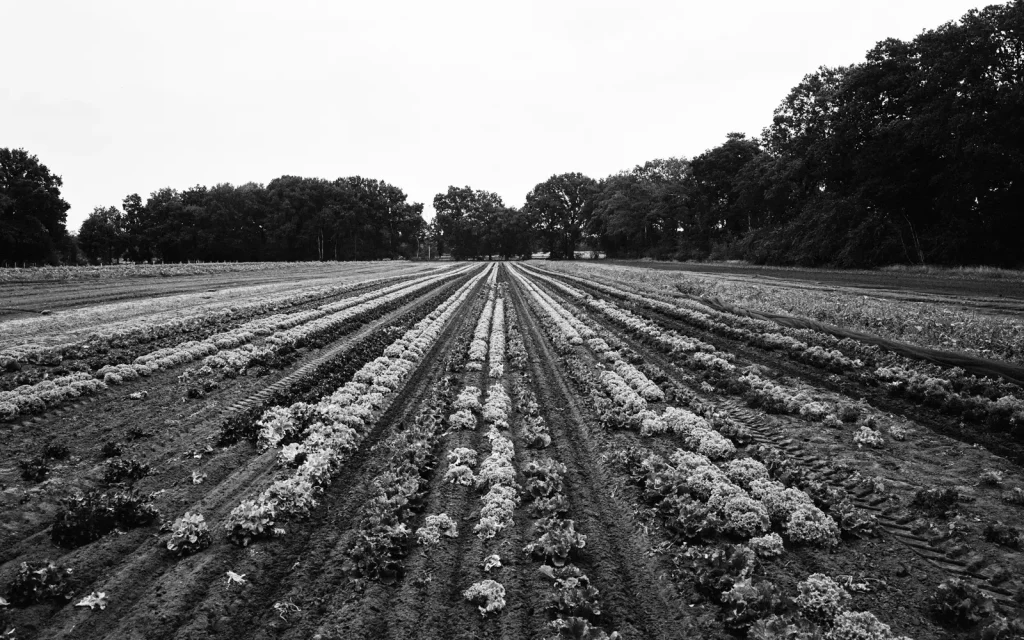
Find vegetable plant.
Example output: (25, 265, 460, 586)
(5, 561, 74, 607)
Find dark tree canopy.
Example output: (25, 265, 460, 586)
(433, 186, 530, 260)
(0, 148, 72, 264)
(78, 206, 126, 265)
(96, 177, 425, 264)
(524, 173, 599, 259)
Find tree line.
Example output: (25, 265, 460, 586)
(4, 2, 1021, 267)
(1, 163, 426, 265)
(80, 177, 425, 264)
(439, 2, 1023, 267)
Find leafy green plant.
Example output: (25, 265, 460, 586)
(416, 513, 458, 546)
(690, 544, 757, 599)
(224, 498, 282, 547)
(531, 494, 571, 519)
(795, 574, 850, 623)
(51, 490, 159, 548)
(983, 521, 1022, 548)
(929, 578, 996, 627)
(1003, 487, 1024, 506)
(166, 512, 212, 557)
(464, 579, 506, 616)
(42, 441, 70, 460)
(912, 487, 960, 516)
(5, 561, 74, 607)
(721, 578, 784, 630)
(547, 616, 621, 640)
(343, 523, 413, 584)
(126, 427, 152, 440)
(103, 458, 150, 484)
(525, 519, 587, 567)
(540, 565, 602, 621)
(19, 456, 48, 482)
(748, 615, 825, 639)
(828, 610, 905, 640)
(749, 532, 785, 558)
(980, 616, 1024, 639)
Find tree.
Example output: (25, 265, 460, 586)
(689, 133, 763, 245)
(433, 186, 506, 259)
(78, 206, 127, 264)
(0, 148, 71, 265)
(523, 173, 598, 259)
(591, 158, 691, 258)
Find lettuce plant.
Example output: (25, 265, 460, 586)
(784, 506, 841, 547)
(721, 578, 784, 630)
(525, 518, 587, 567)
(166, 512, 212, 557)
(51, 490, 159, 548)
(18, 456, 48, 482)
(929, 578, 996, 627)
(828, 610, 910, 640)
(748, 532, 785, 558)
(540, 565, 602, 621)
(416, 513, 458, 546)
(690, 544, 757, 598)
(5, 561, 74, 607)
(984, 521, 1022, 548)
(912, 487, 960, 515)
(853, 427, 884, 449)
(224, 498, 282, 547)
(103, 458, 150, 484)
(795, 574, 851, 623)
(547, 615, 623, 639)
(464, 579, 506, 616)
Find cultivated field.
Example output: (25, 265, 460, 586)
(2, 261, 1024, 639)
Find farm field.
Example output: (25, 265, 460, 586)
(2, 261, 1024, 640)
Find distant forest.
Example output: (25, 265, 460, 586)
(3, 1, 1021, 268)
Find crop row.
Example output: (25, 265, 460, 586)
(529, 265, 1024, 434)
(216, 274, 469, 446)
(504, 293, 619, 638)
(0, 264, 441, 367)
(219, 267, 486, 546)
(0, 267, 471, 423)
(511, 267, 920, 637)
(463, 285, 519, 616)
(523, 270, 926, 449)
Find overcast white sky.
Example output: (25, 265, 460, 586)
(2, 0, 990, 232)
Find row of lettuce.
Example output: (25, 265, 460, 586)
(510, 263, 922, 639)
(527, 264, 1024, 436)
(0, 266, 469, 423)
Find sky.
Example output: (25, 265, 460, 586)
(2, 0, 992, 232)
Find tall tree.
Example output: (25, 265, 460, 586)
(78, 206, 126, 264)
(433, 186, 505, 259)
(689, 133, 763, 244)
(0, 148, 71, 264)
(523, 172, 598, 259)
